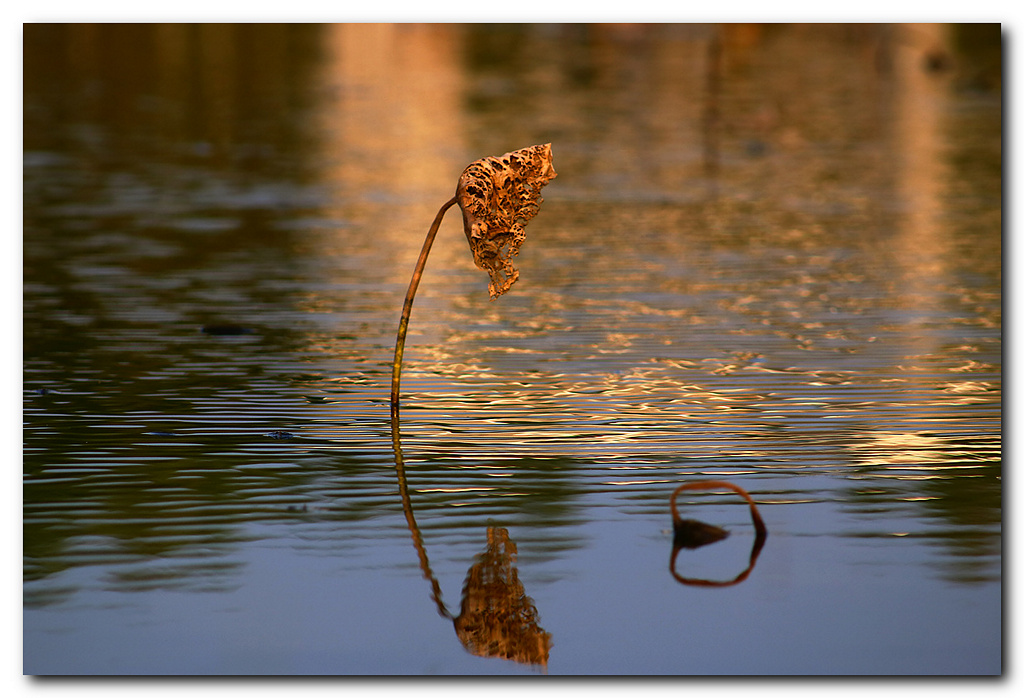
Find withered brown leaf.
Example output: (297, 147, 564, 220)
(456, 143, 557, 299)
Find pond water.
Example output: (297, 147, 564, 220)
(23, 24, 1002, 675)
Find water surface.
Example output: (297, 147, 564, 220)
(23, 23, 1001, 675)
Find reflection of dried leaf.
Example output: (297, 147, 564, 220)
(456, 144, 557, 299)
(453, 527, 552, 667)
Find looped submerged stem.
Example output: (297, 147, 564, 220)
(669, 480, 768, 587)
(670, 479, 766, 537)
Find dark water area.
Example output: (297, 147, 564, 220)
(23, 23, 1001, 675)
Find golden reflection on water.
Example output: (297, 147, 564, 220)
(847, 430, 999, 473)
(453, 527, 552, 669)
(355, 347, 998, 469)
(316, 24, 465, 204)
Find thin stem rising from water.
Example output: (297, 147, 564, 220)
(390, 196, 458, 412)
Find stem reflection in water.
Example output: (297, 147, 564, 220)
(669, 480, 768, 588)
(390, 408, 553, 669)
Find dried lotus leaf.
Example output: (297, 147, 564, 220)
(456, 143, 557, 299)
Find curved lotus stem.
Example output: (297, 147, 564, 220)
(390, 196, 458, 411)
(390, 144, 556, 411)
(670, 480, 766, 535)
(669, 480, 768, 587)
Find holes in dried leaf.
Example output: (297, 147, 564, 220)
(456, 143, 557, 299)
